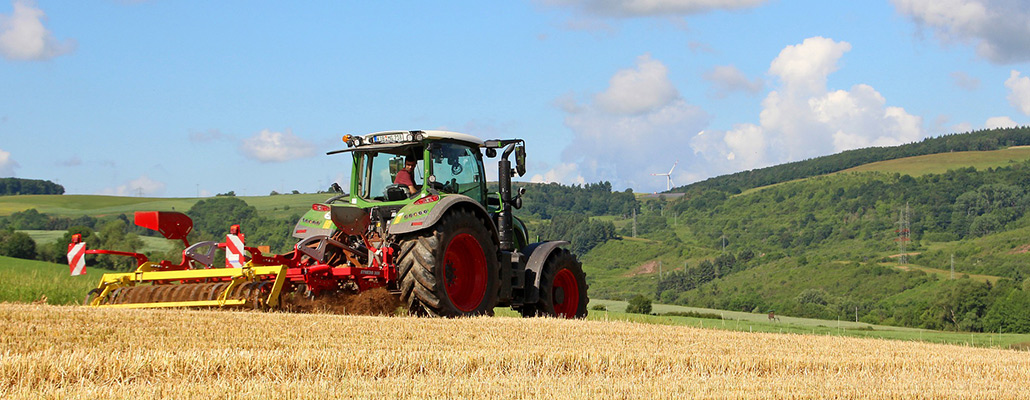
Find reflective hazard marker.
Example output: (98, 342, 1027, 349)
(67, 234, 86, 276)
(225, 225, 246, 268)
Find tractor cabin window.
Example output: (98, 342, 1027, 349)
(430, 142, 486, 203)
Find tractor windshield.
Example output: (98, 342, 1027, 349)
(430, 142, 486, 203)
(355, 147, 423, 201)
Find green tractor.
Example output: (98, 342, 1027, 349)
(292, 130, 589, 318)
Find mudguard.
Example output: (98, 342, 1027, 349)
(519, 240, 570, 304)
(389, 194, 498, 244)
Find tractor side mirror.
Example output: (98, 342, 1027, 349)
(513, 187, 526, 209)
(485, 148, 497, 158)
(514, 144, 526, 177)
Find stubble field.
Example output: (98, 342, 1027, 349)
(1, 303, 1028, 399)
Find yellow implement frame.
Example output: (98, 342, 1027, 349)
(87, 262, 288, 309)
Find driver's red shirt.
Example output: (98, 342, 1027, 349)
(395, 169, 415, 187)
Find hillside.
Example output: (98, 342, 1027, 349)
(674, 127, 1030, 195)
(3, 303, 1028, 399)
(582, 149, 1030, 333)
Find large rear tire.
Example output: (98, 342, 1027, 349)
(396, 208, 500, 317)
(520, 249, 588, 319)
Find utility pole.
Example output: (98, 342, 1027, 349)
(632, 208, 638, 237)
(895, 202, 910, 264)
(951, 254, 955, 279)
(659, 260, 663, 279)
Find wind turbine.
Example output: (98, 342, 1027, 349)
(651, 161, 678, 191)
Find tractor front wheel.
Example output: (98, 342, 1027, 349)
(396, 209, 500, 317)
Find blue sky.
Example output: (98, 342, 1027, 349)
(1, 0, 1029, 197)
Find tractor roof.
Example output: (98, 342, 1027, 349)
(327, 130, 486, 155)
(368, 130, 485, 146)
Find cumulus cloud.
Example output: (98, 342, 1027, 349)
(240, 129, 316, 162)
(985, 116, 1018, 129)
(99, 175, 166, 197)
(1005, 70, 1030, 116)
(0, 0, 75, 61)
(543, 0, 769, 17)
(594, 54, 679, 114)
(549, 38, 924, 192)
(551, 55, 710, 191)
(530, 162, 587, 185)
(892, 0, 1030, 63)
(0, 148, 18, 176)
(694, 37, 923, 176)
(704, 65, 764, 98)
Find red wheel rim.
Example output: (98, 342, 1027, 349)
(552, 268, 580, 318)
(442, 233, 488, 312)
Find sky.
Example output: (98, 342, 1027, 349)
(1, 0, 1029, 197)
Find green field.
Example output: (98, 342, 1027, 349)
(0, 256, 114, 305)
(0, 193, 331, 217)
(738, 146, 1030, 196)
(579, 299, 1030, 349)
(839, 146, 1030, 176)
(21, 229, 179, 253)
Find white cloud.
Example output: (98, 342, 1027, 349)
(768, 37, 851, 95)
(0, 0, 75, 61)
(530, 162, 587, 185)
(99, 175, 166, 197)
(594, 54, 679, 114)
(552, 38, 925, 192)
(950, 71, 980, 91)
(544, 0, 769, 17)
(704, 65, 764, 98)
(1005, 70, 1030, 116)
(696, 37, 923, 173)
(985, 116, 1017, 129)
(240, 129, 316, 162)
(893, 0, 1030, 63)
(0, 148, 18, 176)
(556, 55, 710, 191)
(951, 122, 974, 133)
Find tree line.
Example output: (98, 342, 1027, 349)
(0, 178, 64, 196)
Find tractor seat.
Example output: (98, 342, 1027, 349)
(384, 184, 408, 201)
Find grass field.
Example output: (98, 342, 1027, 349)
(1, 303, 1028, 399)
(586, 300, 1030, 349)
(0, 256, 113, 305)
(839, 146, 1030, 176)
(738, 146, 1030, 196)
(0, 193, 330, 217)
(19, 230, 178, 254)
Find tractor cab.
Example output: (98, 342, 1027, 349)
(337, 131, 489, 205)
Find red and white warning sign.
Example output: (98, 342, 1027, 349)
(67, 234, 86, 276)
(225, 225, 247, 268)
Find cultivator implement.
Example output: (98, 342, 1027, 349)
(85, 265, 288, 309)
(73, 210, 394, 310)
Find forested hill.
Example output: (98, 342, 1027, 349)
(674, 127, 1030, 195)
(0, 178, 64, 196)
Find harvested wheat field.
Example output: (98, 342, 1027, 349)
(1, 303, 1028, 399)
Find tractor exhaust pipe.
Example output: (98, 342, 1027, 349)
(498, 143, 516, 252)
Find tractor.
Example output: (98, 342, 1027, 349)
(75, 130, 589, 318)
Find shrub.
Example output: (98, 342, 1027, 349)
(626, 295, 652, 314)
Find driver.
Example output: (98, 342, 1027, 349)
(393, 156, 419, 195)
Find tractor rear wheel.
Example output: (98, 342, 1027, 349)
(520, 249, 588, 319)
(396, 208, 500, 317)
